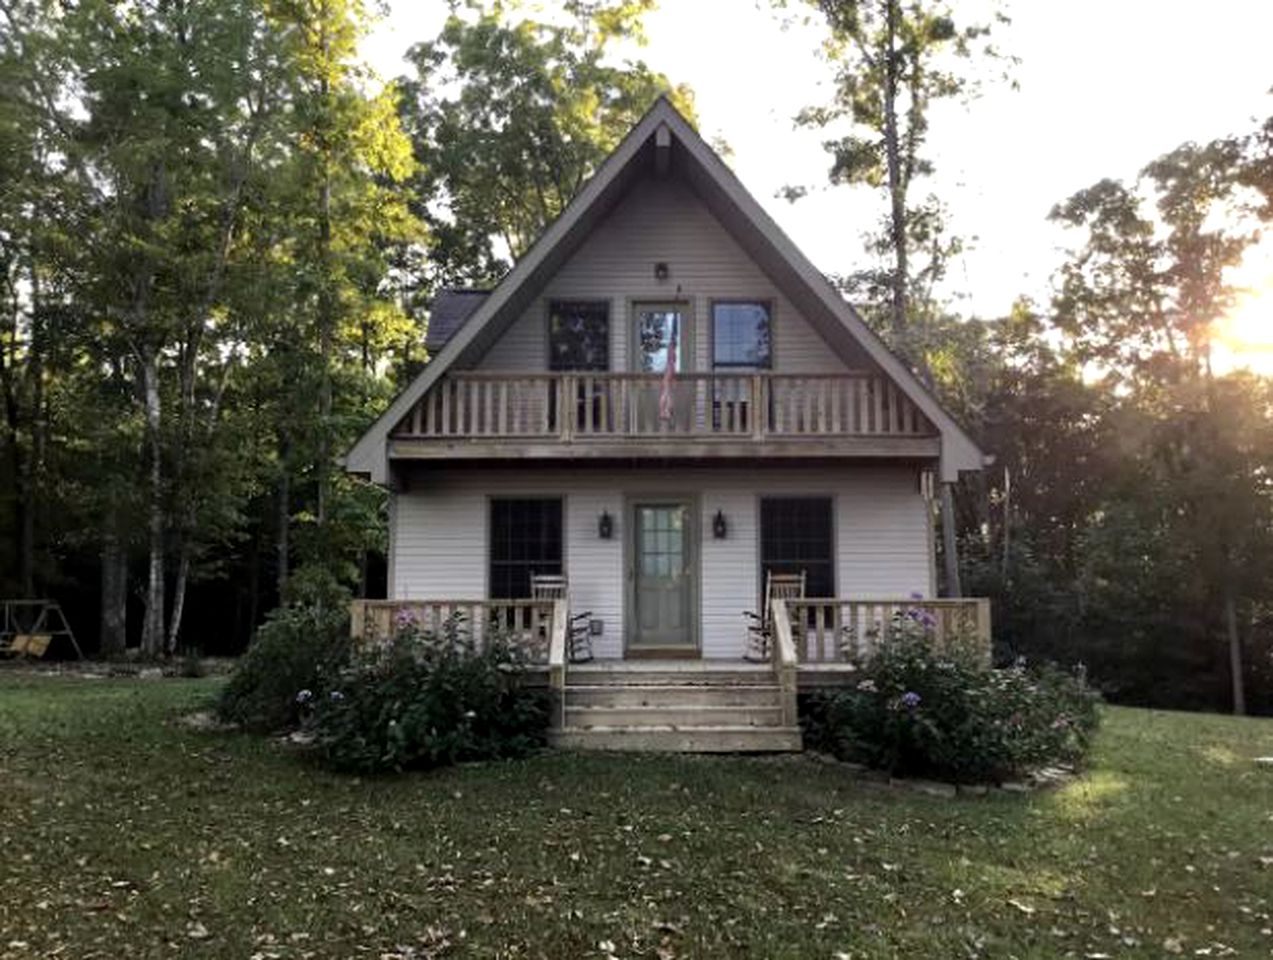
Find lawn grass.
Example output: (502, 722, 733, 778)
(1, 676, 1271, 959)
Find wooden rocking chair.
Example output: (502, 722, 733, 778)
(743, 571, 806, 662)
(530, 574, 593, 663)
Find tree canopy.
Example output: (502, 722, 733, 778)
(0, 0, 1269, 715)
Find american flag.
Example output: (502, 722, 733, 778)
(659, 313, 678, 423)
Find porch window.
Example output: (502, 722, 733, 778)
(759, 497, 834, 599)
(548, 301, 609, 371)
(489, 498, 563, 599)
(712, 301, 772, 369)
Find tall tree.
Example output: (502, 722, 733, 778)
(266, 0, 421, 604)
(790, 0, 1009, 597)
(57, 0, 298, 654)
(1051, 139, 1269, 713)
(398, 0, 695, 295)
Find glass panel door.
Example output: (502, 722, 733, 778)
(634, 305, 685, 373)
(632, 304, 690, 432)
(630, 502, 695, 650)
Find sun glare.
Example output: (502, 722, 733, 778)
(1215, 280, 1273, 376)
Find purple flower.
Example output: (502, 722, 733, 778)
(900, 691, 922, 710)
(395, 609, 419, 629)
(329, 690, 345, 702)
(295, 689, 314, 705)
(905, 605, 937, 629)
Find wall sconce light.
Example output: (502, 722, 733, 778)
(654, 261, 669, 282)
(598, 510, 614, 540)
(712, 510, 728, 539)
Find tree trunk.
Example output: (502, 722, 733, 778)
(21, 247, 45, 598)
(881, 0, 908, 351)
(1000, 466, 1012, 582)
(1225, 587, 1246, 716)
(139, 349, 166, 657)
(99, 522, 127, 657)
(166, 541, 190, 655)
(276, 431, 290, 601)
(315, 27, 334, 539)
(939, 481, 962, 597)
(247, 529, 261, 645)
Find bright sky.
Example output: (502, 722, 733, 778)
(362, 0, 1273, 373)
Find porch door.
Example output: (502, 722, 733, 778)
(630, 501, 696, 653)
(632, 303, 689, 433)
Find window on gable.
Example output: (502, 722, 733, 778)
(489, 498, 563, 600)
(759, 497, 834, 600)
(712, 301, 772, 369)
(548, 301, 609, 371)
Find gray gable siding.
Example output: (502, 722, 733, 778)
(473, 174, 871, 374)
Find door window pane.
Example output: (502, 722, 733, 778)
(636, 307, 685, 373)
(489, 498, 563, 599)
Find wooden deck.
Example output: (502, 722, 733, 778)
(388, 371, 938, 460)
(348, 596, 991, 753)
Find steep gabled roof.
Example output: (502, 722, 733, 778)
(424, 288, 490, 351)
(347, 97, 986, 484)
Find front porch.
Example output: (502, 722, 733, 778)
(348, 595, 992, 752)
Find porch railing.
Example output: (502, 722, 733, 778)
(395, 371, 933, 442)
(349, 599, 557, 664)
(783, 597, 992, 664)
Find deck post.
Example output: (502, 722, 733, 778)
(559, 376, 575, 442)
(348, 600, 366, 643)
(975, 597, 993, 662)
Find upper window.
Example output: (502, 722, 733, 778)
(489, 498, 563, 599)
(549, 301, 609, 371)
(759, 497, 834, 599)
(713, 301, 772, 369)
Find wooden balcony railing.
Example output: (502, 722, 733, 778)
(784, 597, 992, 664)
(395, 372, 933, 443)
(349, 599, 557, 664)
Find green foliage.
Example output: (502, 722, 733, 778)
(788, 0, 1010, 355)
(306, 616, 550, 774)
(216, 605, 351, 732)
(804, 619, 1100, 783)
(397, 1, 695, 293)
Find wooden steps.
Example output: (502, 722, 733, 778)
(550, 662, 802, 754)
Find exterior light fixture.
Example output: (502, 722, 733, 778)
(654, 261, 669, 281)
(713, 510, 728, 539)
(598, 510, 614, 539)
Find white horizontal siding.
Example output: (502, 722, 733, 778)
(391, 465, 931, 660)
(477, 175, 872, 374)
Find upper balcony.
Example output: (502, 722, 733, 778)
(388, 371, 940, 461)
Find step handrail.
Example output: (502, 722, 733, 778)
(770, 598, 799, 727)
(548, 598, 569, 728)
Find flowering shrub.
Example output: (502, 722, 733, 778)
(305, 614, 550, 773)
(217, 605, 351, 732)
(803, 615, 1100, 783)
